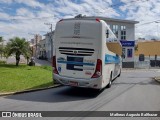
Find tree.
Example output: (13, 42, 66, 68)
(5, 37, 31, 66)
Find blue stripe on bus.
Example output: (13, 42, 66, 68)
(105, 54, 120, 64)
(57, 61, 95, 66)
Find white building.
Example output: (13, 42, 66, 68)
(44, 31, 54, 61)
(30, 34, 42, 57)
(37, 39, 46, 59)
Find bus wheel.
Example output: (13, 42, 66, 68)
(107, 74, 112, 88)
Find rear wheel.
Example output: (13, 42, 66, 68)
(107, 73, 112, 88)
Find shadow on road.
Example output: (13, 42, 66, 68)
(5, 86, 103, 103)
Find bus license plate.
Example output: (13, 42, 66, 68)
(69, 81, 78, 86)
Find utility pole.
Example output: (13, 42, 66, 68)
(44, 23, 54, 82)
(44, 23, 53, 62)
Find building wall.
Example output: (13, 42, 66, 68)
(38, 39, 46, 58)
(34, 34, 42, 45)
(105, 21, 135, 40)
(135, 41, 160, 56)
(45, 32, 54, 61)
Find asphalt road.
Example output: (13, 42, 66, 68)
(0, 69, 160, 120)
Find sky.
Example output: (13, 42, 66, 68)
(0, 0, 160, 41)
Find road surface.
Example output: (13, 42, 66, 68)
(0, 69, 160, 120)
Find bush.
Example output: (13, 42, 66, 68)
(0, 60, 6, 64)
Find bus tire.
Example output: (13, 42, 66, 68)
(107, 73, 112, 88)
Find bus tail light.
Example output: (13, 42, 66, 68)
(96, 18, 100, 22)
(91, 59, 102, 78)
(52, 56, 59, 74)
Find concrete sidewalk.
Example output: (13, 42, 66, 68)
(34, 58, 51, 66)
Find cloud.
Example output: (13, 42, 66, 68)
(0, 0, 121, 40)
(16, 8, 35, 17)
(15, 0, 45, 8)
(118, 0, 160, 39)
(0, 0, 13, 4)
(2, 0, 160, 40)
(0, 12, 10, 20)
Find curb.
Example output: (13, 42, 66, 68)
(153, 77, 160, 83)
(0, 84, 62, 97)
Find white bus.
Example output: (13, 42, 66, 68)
(53, 18, 122, 89)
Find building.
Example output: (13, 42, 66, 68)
(37, 39, 46, 59)
(44, 31, 54, 61)
(30, 34, 42, 57)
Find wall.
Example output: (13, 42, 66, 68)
(105, 21, 135, 40)
(135, 41, 160, 56)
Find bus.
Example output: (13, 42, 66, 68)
(53, 17, 122, 89)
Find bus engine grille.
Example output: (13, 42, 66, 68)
(59, 47, 94, 56)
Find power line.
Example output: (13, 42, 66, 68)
(136, 20, 160, 27)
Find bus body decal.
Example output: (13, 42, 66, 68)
(57, 61, 95, 66)
(105, 54, 120, 64)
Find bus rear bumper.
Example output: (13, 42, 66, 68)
(54, 74, 102, 89)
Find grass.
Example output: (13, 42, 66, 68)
(0, 64, 53, 93)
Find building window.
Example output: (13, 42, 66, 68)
(121, 26, 126, 40)
(127, 48, 132, 58)
(113, 25, 118, 38)
(106, 25, 110, 38)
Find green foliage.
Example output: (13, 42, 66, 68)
(5, 37, 32, 66)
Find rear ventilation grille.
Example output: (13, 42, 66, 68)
(59, 47, 94, 56)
